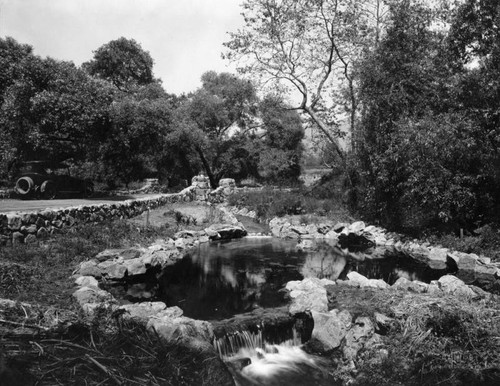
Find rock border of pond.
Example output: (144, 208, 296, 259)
(70, 205, 499, 385)
(263, 215, 500, 290)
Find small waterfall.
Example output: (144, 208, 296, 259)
(214, 323, 335, 386)
(213, 324, 301, 358)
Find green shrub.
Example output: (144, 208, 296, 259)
(227, 188, 352, 222)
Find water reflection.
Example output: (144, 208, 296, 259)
(155, 238, 448, 320)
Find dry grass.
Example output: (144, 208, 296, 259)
(325, 286, 500, 385)
(0, 302, 216, 386)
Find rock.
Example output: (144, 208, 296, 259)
(437, 275, 475, 298)
(95, 249, 123, 262)
(122, 258, 147, 276)
(347, 272, 389, 289)
(288, 278, 328, 314)
(141, 249, 179, 267)
(72, 286, 115, 306)
(78, 260, 101, 278)
(7, 214, 22, 231)
(12, 231, 24, 244)
(392, 277, 428, 293)
(147, 316, 214, 342)
(333, 222, 349, 233)
(348, 221, 366, 234)
(475, 263, 499, 283)
(219, 178, 236, 187)
(374, 312, 394, 334)
(427, 247, 448, 270)
(174, 238, 187, 249)
(36, 227, 49, 239)
(206, 223, 247, 240)
(291, 225, 309, 235)
(310, 309, 352, 352)
(120, 248, 143, 260)
(24, 234, 37, 244)
(427, 281, 442, 295)
(316, 223, 332, 235)
(118, 303, 183, 322)
(324, 230, 340, 240)
(75, 276, 99, 288)
(343, 316, 375, 360)
(23, 224, 37, 234)
(226, 357, 251, 372)
(97, 261, 127, 279)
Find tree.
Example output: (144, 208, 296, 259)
(100, 83, 174, 186)
(257, 94, 304, 182)
(353, 0, 500, 231)
(0, 53, 114, 178)
(179, 71, 258, 188)
(224, 0, 386, 161)
(83, 37, 155, 91)
(0, 37, 34, 105)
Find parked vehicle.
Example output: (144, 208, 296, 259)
(14, 161, 94, 199)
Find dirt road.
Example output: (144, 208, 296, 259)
(0, 194, 156, 214)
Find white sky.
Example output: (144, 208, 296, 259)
(0, 0, 244, 94)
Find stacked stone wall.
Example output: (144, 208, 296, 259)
(0, 193, 191, 246)
(0, 175, 241, 246)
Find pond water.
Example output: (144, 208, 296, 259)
(152, 238, 449, 320)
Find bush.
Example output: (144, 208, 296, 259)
(227, 187, 352, 221)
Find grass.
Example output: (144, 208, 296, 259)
(324, 285, 500, 385)
(0, 202, 233, 385)
(425, 224, 500, 262)
(0, 302, 224, 385)
(227, 187, 353, 223)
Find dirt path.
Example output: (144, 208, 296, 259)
(0, 194, 158, 213)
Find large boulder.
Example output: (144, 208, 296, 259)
(347, 272, 389, 289)
(147, 316, 214, 343)
(427, 247, 448, 270)
(310, 309, 352, 352)
(118, 303, 183, 323)
(287, 278, 328, 314)
(436, 275, 475, 298)
(205, 223, 247, 240)
(72, 286, 116, 308)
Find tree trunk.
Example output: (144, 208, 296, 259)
(195, 146, 218, 188)
(303, 106, 345, 160)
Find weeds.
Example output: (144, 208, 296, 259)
(427, 224, 500, 262)
(228, 188, 352, 222)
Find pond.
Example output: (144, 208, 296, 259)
(149, 237, 450, 320)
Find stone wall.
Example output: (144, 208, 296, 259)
(0, 193, 191, 246)
(0, 175, 238, 246)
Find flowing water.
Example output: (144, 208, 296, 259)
(215, 325, 337, 386)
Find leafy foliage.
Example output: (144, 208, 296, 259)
(83, 37, 155, 91)
(353, 0, 500, 233)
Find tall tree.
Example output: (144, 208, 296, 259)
(257, 94, 304, 182)
(0, 55, 113, 177)
(179, 71, 258, 188)
(224, 0, 385, 161)
(100, 83, 174, 186)
(83, 37, 155, 91)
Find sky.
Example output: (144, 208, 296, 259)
(0, 0, 245, 94)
